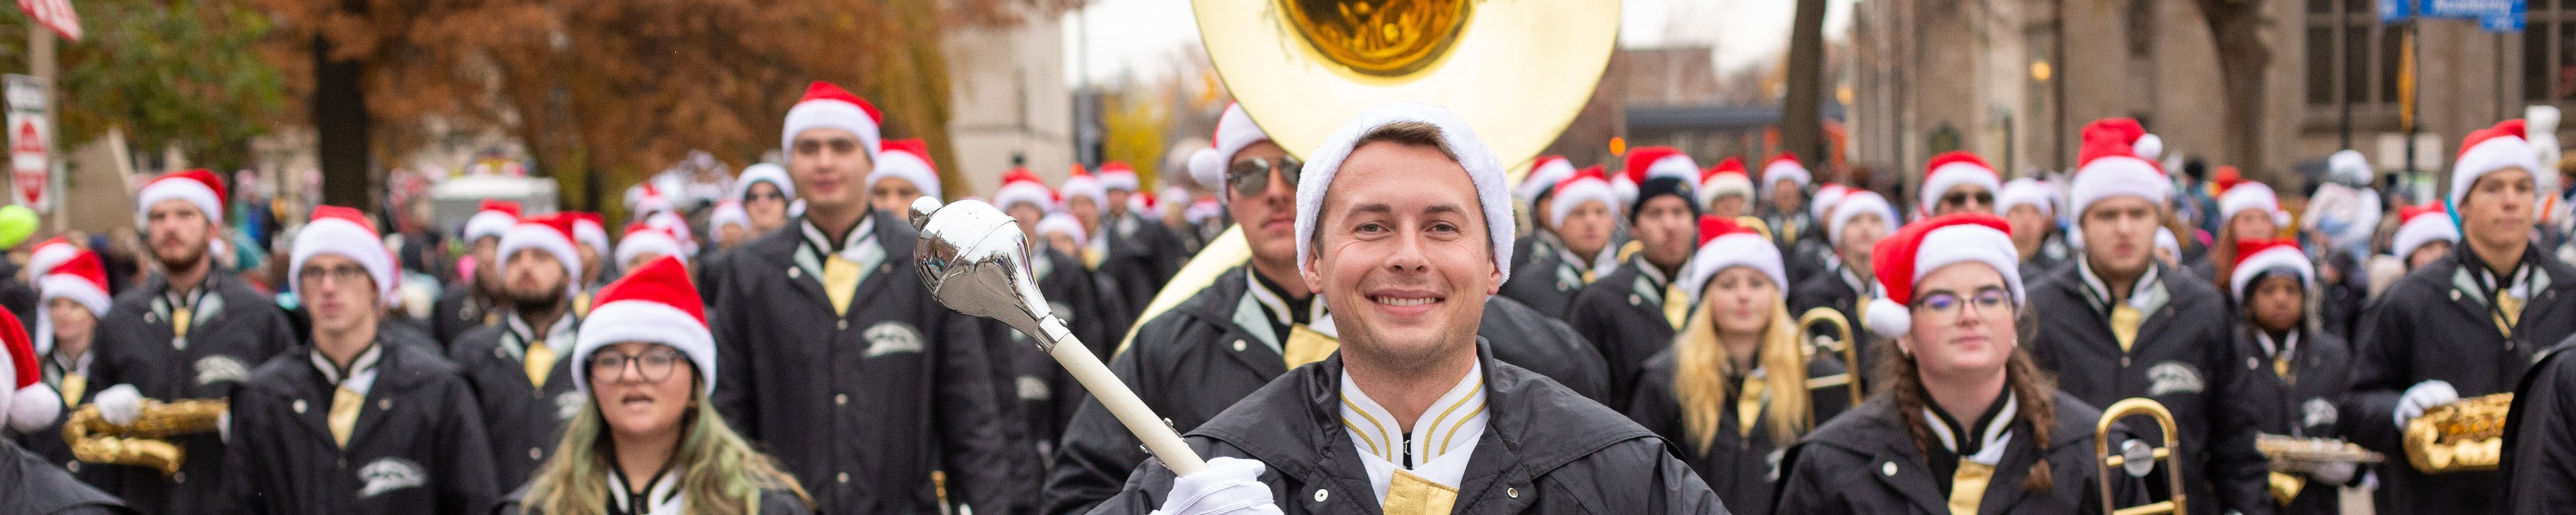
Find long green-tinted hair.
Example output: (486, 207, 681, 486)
(523, 376, 813, 515)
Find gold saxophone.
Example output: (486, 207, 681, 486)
(2403, 392, 2510, 473)
(62, 399, 227, 475)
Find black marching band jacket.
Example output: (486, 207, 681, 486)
(88, 273, 296, 515)
(224, 331, 498, 514)
(2224, 326, 2355, 515)
(1771, 392, 2135, 515)
(1566, 255, 1686, 408)
(1624, 347, 1851, 515)
(1089, 345, 1731, 514)
(448, 318, 586, 494)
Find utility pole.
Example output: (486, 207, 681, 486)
(28, 25, 53, 231)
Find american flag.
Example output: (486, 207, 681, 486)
(14, 0, 78, 42)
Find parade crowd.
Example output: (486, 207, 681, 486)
(7, 80, 2576, 515)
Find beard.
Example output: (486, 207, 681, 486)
(153, 239, 206, 272)
(506, 282, 566, 314)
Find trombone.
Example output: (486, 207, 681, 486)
(1796, 306, 1864, 406)
(2096, 398, 2188, 515)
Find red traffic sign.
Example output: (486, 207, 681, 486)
(14, 0, 78, 42)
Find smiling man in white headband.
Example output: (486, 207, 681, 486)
(1093, 104, 1724, 515)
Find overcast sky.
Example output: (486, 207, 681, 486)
(1061, 0, 1857, 86)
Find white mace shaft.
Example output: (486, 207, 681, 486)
(1048, 335, 1208, 476)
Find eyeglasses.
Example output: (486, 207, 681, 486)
(589, 349, 687, 384)
(1941, 190, 1994, 209)
(792, 137, 861, 157)
(1914, 286, 2012, 321)
(1226, 157, 1302, 198)
(298, 264, 371, 288)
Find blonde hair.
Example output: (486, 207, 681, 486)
(523, 377, 812, 515)
(1670, 293, 1816, 452)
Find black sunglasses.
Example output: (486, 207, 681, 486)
(1942, 190, 1994, 207)
(1226, 157, 1302, 198)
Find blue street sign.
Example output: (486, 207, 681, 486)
(2420, 0, 2524, 32)
(2380, 0, 2412, 23)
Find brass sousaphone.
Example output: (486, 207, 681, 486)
(1123, 0, 1621, 349)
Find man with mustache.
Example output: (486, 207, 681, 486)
(448, 213, 588, 492)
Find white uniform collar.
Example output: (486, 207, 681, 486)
(504, 312, 578, 355)
(1921, 392, 2018, 465)
(1341, 360, 1488, 503)
(2076, 257, 2161, 310)
(606, 467, 684, 515)
(309, 343, 384, 396)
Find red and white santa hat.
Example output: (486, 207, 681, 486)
(1132, 190, 1163, 220)
(1809, 184, 1852, 223)
(643, 211, 698, 256)
(708, 200, 751, 235)
(1624, 146, 1699, 184)
(1293, 103, 1516, 283)
(496, 213, 584, 294)
(2229, 238, 2313, 302)
(1678, 216, 1786, 298)
(733, 162, 796, 201)
(25, 237, 78, 281)
(630, 180, 675, 218)
(1036, 212, 1088, 245)
(1993, 178, 2057, 219)
(2449, 119, 2544, 210)
(1061, 164, 1108, 210)
(574, 256, 714, 394)
(133, 168, 226, 226)
(290, 205, 398, 302)
(1863, 213, 2023, 339)
(1518, 155, 1577, 205)
(1919, 151, 2001, 217)
(1096, 161, 1141, 193)
(2068, 118, 2171, 219)
(1190, 103, 1273, 188)
(2392, 203, 2460, 260)
(867, 138, 943, 201)
(781, 80, 883, 162)
(569, 212, 609, 260)
(34, 249, 107, 355)
(1762, 153, 1813, 194)
(2215, 178, 2290, 228)
(1610, 172, 1640, 207)
(1829, 190, 1898, 242)
(992, 167, 1057, 213)
(462, 199, 523, 243)
(1548, 166, 1621, 227)
(1696, 157, 1756, 209)
(616, 222, 688, 266)
(0, 308, 60, 433)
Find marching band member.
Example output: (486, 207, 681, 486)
(613, 223, 688, 274)
(1098, 103, 1726, 515)
(435, 199, 523, 344)
(2208, 178, 2290, 295)
(1758, 154, 1815, 261)
(1091, 160, 1188, 325)
(2503, 307, 2576, 514)
(2349, 119, 2576, 515)
(1919, 152, 2000, 218)
(0, 306, 127, 514)
(1059, 165, 1109, 268)
(1500, 166, 1620, 317)
(1509, 155, 1577, 273)
(14, 247, 105, 469)
(570, 213, 612, 292)
(734, 163, 797, 237)
(708, 201, 755, 252)
(2023, 119, 2272, 515)
(1699, 158, 1757, 219)
(499, 257, 814, 515)
(451, 213, 589, 491)
(1628, 216, 1852, 514)
(226, 206, 496, 514)
(2390, 203, 2460, 272)
(706, 80, 1034, 514)
(1567, 146, 1701, 407)
(1994, 178, 2068, 280)
(865, 138, 941, 215)
(1773, 213, 2129, 515)
(2224, 239, 2357, 515)
(1788, 190, 1896, 382)
(1046, 103, 1609, 515)
(89, 169, 297, 514)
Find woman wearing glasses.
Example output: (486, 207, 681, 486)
(500, 257, 812, 515)
(1772, 214, 2134, 515)
(1624, 217, 1851, 515)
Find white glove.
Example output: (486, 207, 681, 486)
(94, 384, 143, 426)
(2306, 461, 2357, 485)
(1150, 457, 1283, 515)
(2393, 380, 2459, 429)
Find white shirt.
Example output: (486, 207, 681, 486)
(1341, 361, 1488, 504)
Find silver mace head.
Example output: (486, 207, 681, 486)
(909, 196, 1067, 349)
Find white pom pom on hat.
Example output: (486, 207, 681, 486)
(0, 307, 59, 433)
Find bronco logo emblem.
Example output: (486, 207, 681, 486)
(863, 322, 924, 357)
(2145, 361, 2204, 396)
(356, 457, 427, 498)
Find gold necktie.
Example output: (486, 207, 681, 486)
(524, 342, 557, 390)
(1283, 325, 1339, 369)
(329, 386, 364, 448)
(59, 372, 83, 408)
(2267, 471, 2306, 506)
(1735, 374, 1768, 438)
(574, 292, 592, 317)
(2273, 356, 2294, 385)
(1381, 469, 1459, 515)
(170, 307, 193, 340)
(2108, 304, 2143, 353)
(2497, 295, 2525, 337)
(1949, 461, 1994, 515)
(1083, 247, 1106, 270)
(1664, 284, 1692, 330)
(1580, 269, 1597, 284)
(823, 255, 863, 317)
